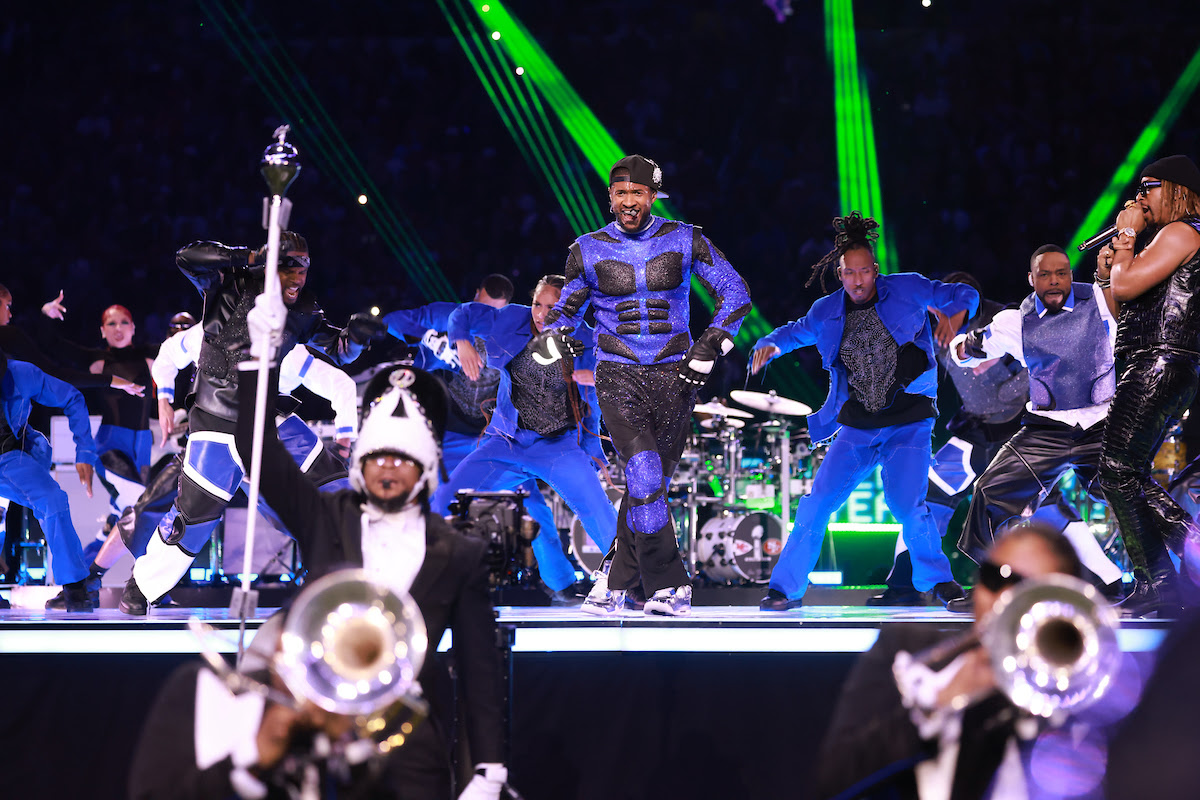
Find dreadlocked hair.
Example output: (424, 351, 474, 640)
(805, 211, 881, 292)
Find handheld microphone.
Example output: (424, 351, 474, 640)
(1077, 225, 1118, 252)
(1077, 199, 1140, 251)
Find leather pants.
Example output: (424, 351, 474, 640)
(1099, 350, 1200, 596)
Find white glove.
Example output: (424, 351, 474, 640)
(247, 291, 287, 362)
(458, 763, 507, 800)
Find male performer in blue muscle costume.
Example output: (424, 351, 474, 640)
(542, 155, 752, 616)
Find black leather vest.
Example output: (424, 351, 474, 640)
(1115, 216, 1200, 357)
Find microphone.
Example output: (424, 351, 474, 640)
(1077, 225, 1117, 252)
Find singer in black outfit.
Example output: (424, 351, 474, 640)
(1099, 155, 1200, 617)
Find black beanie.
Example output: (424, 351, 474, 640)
(1141, 155, 1200, 196)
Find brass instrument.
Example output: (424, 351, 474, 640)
(189, 568, 429, 750)
(915, 574, 1122, 718)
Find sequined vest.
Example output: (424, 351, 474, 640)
(1115, 217, 1200, 357)
(1020, 282, 1115, 411)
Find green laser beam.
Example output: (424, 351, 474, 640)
(825, 0, 890, 272)
(200, 0, 456, 301)
(1068, 47, 1200, 266)
(450, 0, 820, 404)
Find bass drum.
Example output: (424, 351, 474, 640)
(696, 512, 784, 584)
(570, 486, 624, 576)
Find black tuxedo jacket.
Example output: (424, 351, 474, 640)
(234, 367, 505, 768)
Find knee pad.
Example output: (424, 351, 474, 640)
(625, 450, 664, 500)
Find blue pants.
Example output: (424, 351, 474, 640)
(769, 418, 953, 600)
(432, 429, 617, 591)
(0, 450, 88, 585)
(442, 429, 566, 586)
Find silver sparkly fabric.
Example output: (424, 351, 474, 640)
(507, 342, 572, 435)
(840, 304, 898, 414)
(443, 336, 499, 428)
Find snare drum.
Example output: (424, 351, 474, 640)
(696, 512, 784, 583)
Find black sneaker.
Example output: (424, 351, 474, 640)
(119, 577, 149, 616)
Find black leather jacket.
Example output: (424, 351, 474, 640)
(177, 241, 364, 421)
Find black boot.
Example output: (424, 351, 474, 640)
(119, 576, 149, 616)
(56, 579, 95, 612)
(1118, 577, 1184, 618)
(46, 564, 106, 610)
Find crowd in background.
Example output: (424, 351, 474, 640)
(4, 0, 1198, 351)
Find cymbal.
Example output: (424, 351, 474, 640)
(693, 401, 754, 419)
(699, 417, 745, 430)
(730, 389, 812, 417)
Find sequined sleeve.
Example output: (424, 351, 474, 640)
(544, 245, 591, 330)
(692, 232, 752, 338)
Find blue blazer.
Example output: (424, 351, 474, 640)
(447, 302, 605, 462)
(756, 273, 979, 443)
(2, 359, 99, 467)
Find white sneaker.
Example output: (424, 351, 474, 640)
(582, 588, 627, 617)
(644, 584, 692, 616)
(582, 572, 626, 616)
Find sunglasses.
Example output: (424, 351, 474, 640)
(1137, 179, 1163, 197)
(368, 454, 418, 469)
(978, 560, 1026, 592)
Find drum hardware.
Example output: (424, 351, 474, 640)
(695, 511, 785, 584)
(730, 389, 813, 417)
(693, 400, 754, 419)
(699, 417, 745, 430)
(448, 490, 537, 589)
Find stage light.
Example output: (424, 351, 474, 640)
(481, 3, 489, 10)
(357, 194, 368, 204)
(515, 66, 524, 76)
(491, 30, 501, 40)
(370, 306, 381, 316)
(921, 0, 931, 7)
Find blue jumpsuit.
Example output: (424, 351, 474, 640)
(0, 359, 100, 586)
(544, 217, 751, 594)
(430, 303, 616, 592)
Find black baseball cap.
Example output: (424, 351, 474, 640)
(1141, 155, 1200, 196)
(609, 155, 669, 198)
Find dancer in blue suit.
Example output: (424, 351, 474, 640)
(0, 350, 100, 611)
(431, 276, 616, 596)
(752, 212, 977, 611)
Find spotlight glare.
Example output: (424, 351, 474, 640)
(481, 4, 490, 10)
(921, 0, 931, 6)
(358, 194, 368, 205)
(491, 31, 501, 40)
(370, 306, 380, 316)
(515, 66, 525, 76)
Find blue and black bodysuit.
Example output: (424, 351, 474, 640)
(545, 216, 750, 594)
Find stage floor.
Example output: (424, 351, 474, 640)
(0, 602, 1173, 655)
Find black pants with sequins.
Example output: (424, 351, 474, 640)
(595, 361, 694, 594)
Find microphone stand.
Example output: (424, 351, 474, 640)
(234, 125, 301, 669)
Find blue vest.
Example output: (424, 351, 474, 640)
(1020, 282, 1114, 411)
